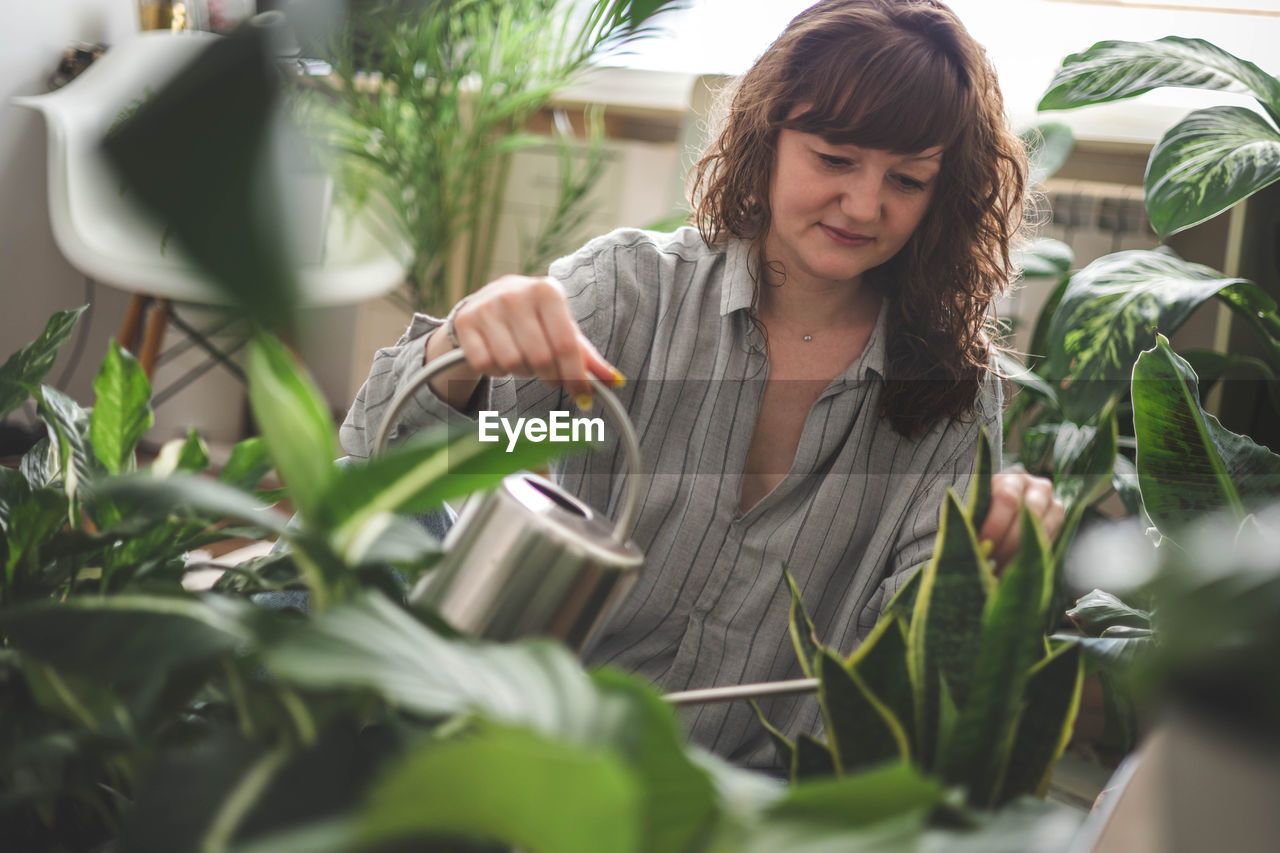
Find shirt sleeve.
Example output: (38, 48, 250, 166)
(338, 244, 607, 460)
(856, 371, 1005, 636)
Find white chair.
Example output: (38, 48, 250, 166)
(14, 30, 406, 380)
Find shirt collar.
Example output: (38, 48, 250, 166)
(721, 236, 888, 383)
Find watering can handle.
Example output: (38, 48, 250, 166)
(371, 347, 643, 545)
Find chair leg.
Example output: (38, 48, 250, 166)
(138, 298, 170, 379)
(118, 293, 148, 354)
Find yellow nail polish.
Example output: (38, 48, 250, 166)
(575, 393, 593, 411)
(611, 369, 626, 389)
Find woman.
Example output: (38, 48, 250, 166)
(341, 0, 1063, 770)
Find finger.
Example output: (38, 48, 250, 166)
(1022, 478, 1054, 524)
(504, 292, 557, 379)
(579, 333, 622, 386)
(1043, 494, 1067, 542)
(451, 306, 496, 374)
(534, 284, 591, 399)
(979, 473, 1022, 547)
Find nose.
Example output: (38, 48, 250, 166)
(839, 171, 882, 224)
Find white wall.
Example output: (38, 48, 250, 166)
(1, 0, 140, 411)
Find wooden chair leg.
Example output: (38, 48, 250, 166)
(118, 293, 148, 354)
(138, 298, 170, 379)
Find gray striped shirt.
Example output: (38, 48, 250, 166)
(339, 227, 1003, 770)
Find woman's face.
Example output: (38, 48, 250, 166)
(765, 127, 941, 292)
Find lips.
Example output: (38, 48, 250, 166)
(818, 223, 873, 246)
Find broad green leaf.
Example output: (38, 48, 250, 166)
(996, 644, 1083, 805)
(0, 306, 86, 421)
(1028, 273, 1072, 368)
(101, 26, 300, 333)
(1013, 238, 1073, 280)
(356, 724, 639, 853)
(263, 592, 626, 741)
(151, 429, 211, 476)
(1038, 36, 1280, 121)
(942, 508, 1050, 807)
(1049, 631, 1154, 674)
(218, 437, 274, 490)
(908, 490, 992, 767)
(1145, 106, 1280, 240)
(1046, 249, 1256, 422)
(90, 340, 153, 475)
(0, 466, 29, 532)
(1214, 280, 1280, 368)
(246, 334, 338, 525)
(1021, 123, 1074, 186)
(1111, 452, 1146, 520)
(19, 437, 58, 490)
(324, 424, 590, 554)
(766, 761, 944, 829)
(0, 594, 254, 683)
(1132, 335, 1280, 533)
(36, 385, 97, 514)
(1052, 402, 1119, 564)
(817, 650, 906, 775)
(340, 512, 442, 570)
(588, 669, 719, 853)
(97, 472, 291, 537)
(846, 616, 914, 758)
(1066, 589, 1152, 635)
(3, 489, 66, 576)
(786, 570, 822, 678)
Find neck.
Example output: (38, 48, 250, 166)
(757, 274, 880, 335)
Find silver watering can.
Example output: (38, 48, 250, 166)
(373, 348, 644, 653)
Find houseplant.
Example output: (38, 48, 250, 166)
(307, 0, 687, 314)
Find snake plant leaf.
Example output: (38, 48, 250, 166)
(1038, 36, 1280, 122)
(0, 306, 86, 421)
(89, 340, 153, 476)
(357, 723, 640, 853)
(1046, 248, 1255, 423)
(1145, 106, 1280, 240)
(941, 508, 1051, 806)
(908, 489, 992, 767)
(1021, 123, 1075, 186)
(1132, 335, 1280, 534)
(751, 699, 796, 778)
(995, 643, 1083, 806)
(846, 615, 914, 757)
(246, 334, 338, 526)
(793, 733, 838, 781)
(817, 650, 907, 775)
(786, 571, 822, 678)
(1067, 589, 1152, 635)
(966, 426, 994, 532)
(882, 562, 923, 621)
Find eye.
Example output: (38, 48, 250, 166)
(895, 174, 928, 192)
(817, 153, 850, 169)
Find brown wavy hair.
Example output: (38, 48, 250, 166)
(689, 0, 1027, 437)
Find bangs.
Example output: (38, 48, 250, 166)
(780, 30, 973, 154)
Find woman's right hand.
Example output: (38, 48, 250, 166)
(426, 275, 622, 411)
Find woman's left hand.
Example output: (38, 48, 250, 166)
(979, 468, 1065, 571)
